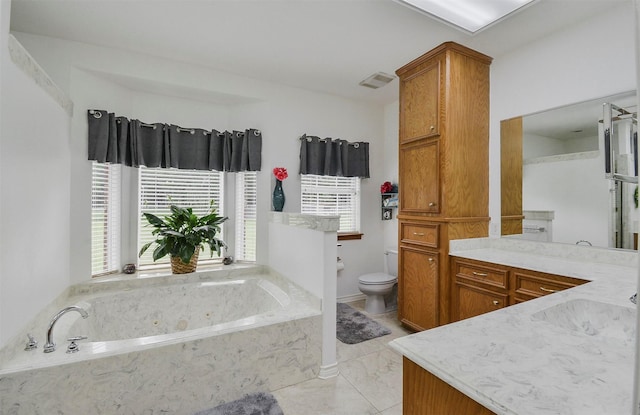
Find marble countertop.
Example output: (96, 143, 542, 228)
(389, 238, 638, 415)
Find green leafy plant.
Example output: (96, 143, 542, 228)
(138, 202, 228, 265)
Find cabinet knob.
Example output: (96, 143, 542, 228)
(428, 257, 434, 263)
(430, 125, 435, 130)
(428, 202, 437, 207)
(492, 300, 500, 306)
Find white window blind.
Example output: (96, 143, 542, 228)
(301, 174, 360, 232)
(138, 167, 224, 268)
(91, 162, 121, 276)
(235, 172, 257, 262)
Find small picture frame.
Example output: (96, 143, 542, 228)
(382, 208, 393, 221)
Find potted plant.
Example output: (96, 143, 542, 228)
(138, 202, 228, 274)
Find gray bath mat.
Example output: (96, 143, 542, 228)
(194, 392, 283, 415)
(336, 302, 392, 344)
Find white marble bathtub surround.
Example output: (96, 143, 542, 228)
(0, 266, 324, 413)
(268, 212, 340, 378)
(392, 238, 639, 415)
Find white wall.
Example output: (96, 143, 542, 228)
(12, 32, 387, 298)
(0, 27, 72, 345)
(490, 3, 636, 237)
(523, 155, 609, 247)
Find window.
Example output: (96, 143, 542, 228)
(301, 174, 361, 233)
(235, 172, 257, 261)
(138, 167, 224, 268)
(91, 162, 121, 276)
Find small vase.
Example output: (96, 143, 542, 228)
(273, 179, 285, 212)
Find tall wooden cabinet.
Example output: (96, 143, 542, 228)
(396, 42, 492, 331)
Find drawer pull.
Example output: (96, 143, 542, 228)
(539, 286, 557, 293)
(492, 300, 500, 306)
(413, 232, 425, 236)
(472, 271, 488, 277)
(428, 202, 437, 207)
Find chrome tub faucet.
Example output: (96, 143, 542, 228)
(43, 306, 89, 353)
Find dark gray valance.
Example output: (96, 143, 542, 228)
(299, 134, 370, 178)
(87, 110, 262, 172)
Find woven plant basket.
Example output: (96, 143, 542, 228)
(170, 247, 200, 274)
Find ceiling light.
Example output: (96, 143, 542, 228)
(359, 72, 395, 89)
(394, 0, 538, 34)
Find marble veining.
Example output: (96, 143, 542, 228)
(8, 35, 74, 116)
(391, 239, 638, 415)
(0, 266, 322, 414)
(269, 212, 340, 232)
(524, 150, 599, 165)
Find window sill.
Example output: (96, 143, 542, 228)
(338, 232, 363, 241)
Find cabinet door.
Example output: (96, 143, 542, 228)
(399, 247, 439, 331)
(400, 140, 440, 214)
(452, 281, 508, 322)
(400, 61, 441, 143)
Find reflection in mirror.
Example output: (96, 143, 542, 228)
(501, 91, 638, 250)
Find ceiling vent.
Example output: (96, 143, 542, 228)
(359, 72, 395, 89)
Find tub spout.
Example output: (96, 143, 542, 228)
(43, 306, 89, 353)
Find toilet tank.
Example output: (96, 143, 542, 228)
(385, 249, 398, 277)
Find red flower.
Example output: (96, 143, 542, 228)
(273, 167, 288, 181)
(380, 181, 393, 193)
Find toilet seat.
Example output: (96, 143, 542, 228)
(358, 272, 397, 285)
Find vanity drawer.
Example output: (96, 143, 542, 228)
(401, 222, 439, 248)
(512, 271, 587, 299)
(453, 258, 508, 289)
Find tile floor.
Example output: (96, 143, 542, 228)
(271, 300, 413, 415)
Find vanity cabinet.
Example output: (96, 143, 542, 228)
(451, 259, 508, 321)
(396, 42, 492, 331)
(450, 256, 588, 321)
(511, 269, 587, 304)
(404, 357, 496, 415)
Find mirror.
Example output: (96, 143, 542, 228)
(501, 91, 638, 250)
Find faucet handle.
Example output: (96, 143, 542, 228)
(24, 333, 38, 351)
(66, 336, 88, 354)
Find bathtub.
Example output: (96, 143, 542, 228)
(0, 265, 322, 414)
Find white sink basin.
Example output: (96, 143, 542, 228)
(531, 298, 636, 343)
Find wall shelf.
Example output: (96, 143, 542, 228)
(382, 193, 398, 220)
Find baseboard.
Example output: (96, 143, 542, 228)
(337, 293, 366, 304)
(318, 363, 339, 379)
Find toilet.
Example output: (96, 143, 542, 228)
(358, 249, 398, 314)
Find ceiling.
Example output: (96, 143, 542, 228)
(524, 91, 637, 142)
(9, 0, 629, 106)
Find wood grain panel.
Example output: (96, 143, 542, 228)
(400, 222, 439, 248)
(454, 260, 508, 289)
(403, 358, 497, 415)
(511, 269, 587, 302)
(501, 117, 523, 235)
(400, 140, 440, 214)
(399, 246, 438, 331)
(453, 281, 508, 321)
(400, 62, 440, 143)
(442, 51, 490, 218)
(447, 220, 489, 241)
